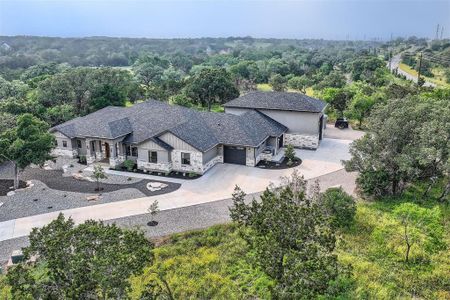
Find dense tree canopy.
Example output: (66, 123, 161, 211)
(183, 67, 239, 110)
(230, 172, 345, 298)
(8, 214, 153, 299)
(344, 94, 450, 197)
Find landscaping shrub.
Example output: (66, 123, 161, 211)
(123, 159, 135, 171)
(320, 187, 356, 229)
(284, 144, 295, 165)
(78, 155, 87, 164)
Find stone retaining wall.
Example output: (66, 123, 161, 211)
(203, 155, 223, 173)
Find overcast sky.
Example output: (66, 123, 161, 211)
(1, 0, 449, 40)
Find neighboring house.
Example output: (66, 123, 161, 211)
(224, 91, 327, 149)
(50, 92, 326, 175)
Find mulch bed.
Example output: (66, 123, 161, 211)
(112, 167, 202, 180)
(256, 157, 302, 170)
(19, 168, 180, 196)
(0, 180, 27, 196)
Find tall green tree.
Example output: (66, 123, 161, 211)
(0, 113, 54, 189)
(229, 171, 341, 298)
(348, 95, 376, 127)
(321, 87, 354, 118)
(184, 67, 239, 111)
(344, 96, 450, 197)
(269, 73, 287, 92)
(287, 75, 311, 93)
(7, 214, 153, 299)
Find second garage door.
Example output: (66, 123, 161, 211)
(224, 146, 246, 165)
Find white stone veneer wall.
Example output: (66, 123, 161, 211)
(137, 160, 172, 173)
(259, 152, 273, 162)
(110, 155, 126, 168)
(246, 147, 256, 167)
(283, 133, 319, 149)
(171, 150, 203, 174)
(52, 148, 77, 158)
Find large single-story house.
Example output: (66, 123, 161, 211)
(50, 92, 326, 174)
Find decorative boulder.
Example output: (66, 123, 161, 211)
(86, 195, 100, 201)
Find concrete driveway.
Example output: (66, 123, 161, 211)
(0, 137, 355, 242)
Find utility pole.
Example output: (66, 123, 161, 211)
(417, 52, 423, 86)
(436, 24, 440, 40)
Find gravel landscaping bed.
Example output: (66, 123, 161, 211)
(20, 168, 178, 195)
(0, 180, 179, 222)
(256, 157, 302, 170)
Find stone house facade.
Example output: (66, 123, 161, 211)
(50, 92, 326, 175)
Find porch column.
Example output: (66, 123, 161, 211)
(85, 138, 95, 164)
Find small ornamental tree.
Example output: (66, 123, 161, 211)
(7, 213, 153, 299)
(91, 164, 107, 191)
(147, 200, 160, 226)
(320, 187, 356, 229)
(393, 203, 444, 263)
(284, 144, 296, 165)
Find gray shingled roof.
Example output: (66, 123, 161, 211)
(51, 100, 287, 152)
(223, 91, 327, 113)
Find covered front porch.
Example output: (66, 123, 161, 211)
(85, 138, 127, 168)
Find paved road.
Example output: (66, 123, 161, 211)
(389, 54, 435, 87)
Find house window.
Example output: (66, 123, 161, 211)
(181, 152, 191, 165)
(77, 140, 82, 149)
(148, 151, 158, 163)
(62, 141, 67, 148)
(125, 145, 138, 157)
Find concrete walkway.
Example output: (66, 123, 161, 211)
(0, 137, 353, 242)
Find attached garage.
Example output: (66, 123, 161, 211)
(224, 146, 246, 165)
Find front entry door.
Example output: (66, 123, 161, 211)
(104, 143, 110, 158)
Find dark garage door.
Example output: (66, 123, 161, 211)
(224, 146, 246, 165)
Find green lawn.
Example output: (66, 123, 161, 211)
(256, 83, 272, 92)
(257, 83, 316, 96)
